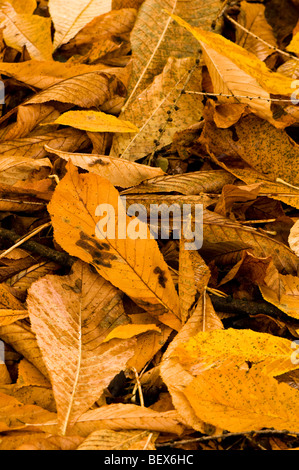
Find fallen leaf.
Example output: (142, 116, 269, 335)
(53, 110, 139, 133)
(48, 161, 181, 331)
(49, 0, 112, 50)
(0, 1, 52, 61)
(27, 260, 135, 433)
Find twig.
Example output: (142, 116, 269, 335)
(0, 222, 52, 259)
(131, 367, 145, 407)
(156, 429, 299, 447)
(225, 13, 299, 62)
(209, 294, 299, 323)
(0, 227, 74, 267)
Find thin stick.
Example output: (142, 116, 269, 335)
(276, 178, 299, 191)
(0, 222, 51, 259)
(225, 14, 299, 62)
(185, 90, 294, 103)
(143, 433, 154, 450)
(131, 367, 145, 407)
(0, 227, 73, 267)
(240, 219, 276, 224)
(156, 428, 299, 447)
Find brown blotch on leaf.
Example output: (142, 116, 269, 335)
(153, 266, 167, 288)
(62, 278, 82, 294)
(76, 231, 116, 268)
(89, 158, 110, 167)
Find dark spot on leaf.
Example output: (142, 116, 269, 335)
(89, 158, 110, 167)
(76, 231, 116, 268)
(62, 278, 82, 294)
(153, 266, 167, 288)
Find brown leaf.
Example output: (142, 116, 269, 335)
(26, 71, 126, 109)
(45, 146, 164, 188)
(27, 260, 135, 433)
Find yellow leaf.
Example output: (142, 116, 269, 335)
(201, 42, 273, 120)
(47, 161, 181, 331)
(0, 309, 28, 326)
(49, 0, 112, 50)
(17, 359, 50, 388)
(103, 324, 161, 342)
(169, 12, 295, 96)
(160, 292, 223, 433)
(186, 368, 299, 432)
(175, 328, 299, 377)
(0, 60, 109, 89)
(0, 2, 52, 61)
(7, 0, 36, 14)
(54, 110, 139, 133)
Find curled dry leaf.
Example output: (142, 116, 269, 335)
(203, 209, 299, 275)
(178, 241, 211, 323)
(27, 260, 136, 434)
(0, 128, 89, 159)
(45, 146, 164, 188)
(0, 60, 110, 89)
(25, 71, 126, 109)
(67, 403, 184, 436)
(0, 104, 61, 142)
(47, 161, 181, 331)
(121, 169, 235, 195)
(200, 41, 273, 121)
(0, 321, 49, 378)
(236, 1, 277, 61)
(170, 13, 294, 97)
(49, 0, 112, 50)
(259, 261, 299, 319)
(0, 156, 52, 186)
(0, 1, 52, 61)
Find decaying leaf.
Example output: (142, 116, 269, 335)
(48, 161, 181, 331)
(45, 146, 165, 188)
(27, 260, 136, 433)
(49, 0, 112, 50)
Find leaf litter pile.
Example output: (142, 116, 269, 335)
(0, 0, 299, 451)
